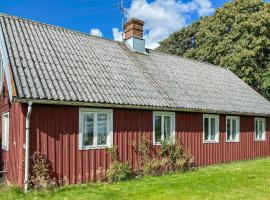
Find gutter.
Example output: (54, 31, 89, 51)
(24, 101, 33, 193)
(13, 98, 270, 117)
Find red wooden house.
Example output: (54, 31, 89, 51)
(0, 14, 270, 190)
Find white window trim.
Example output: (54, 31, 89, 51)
(254, 117, 266, 141)
(226, 116, 240, 143)
(2, 112, 9, 150)
(153, 111, 175, 145)
(0, 56, 4, 93)
(203, 114, 219, 143)
(79, 108, 113, 150)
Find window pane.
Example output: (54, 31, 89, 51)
(227, 119, 231, 140)
(2, 114, 8, 149)
(259, 121, 263, 139)
(164, 116, 171, 140)
(204, 118, 209, 141)
(256, 120, 259, 138)
(97, 113, 108, 145)
(155, 115, 162, 143)
(232, 119, 237, 140)
(82, 113, 94, 146)
(210, 118, 216, 140)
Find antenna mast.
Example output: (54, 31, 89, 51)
(118, 0, 127, 40)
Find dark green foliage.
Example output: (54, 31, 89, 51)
(158, 0, 270, 100)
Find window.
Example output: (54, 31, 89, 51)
(203, 114, 219, 143)
(226, 116, 240, 142)
(153, 112, 175, 145)
(255, 118, 266, 141)
(79, 108, 113, 149)
(0, 56, 4, 92)
(2, 112, 9, 150)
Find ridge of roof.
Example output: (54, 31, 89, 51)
(0, 12, 122, 45)
(0, 12, 233, 72)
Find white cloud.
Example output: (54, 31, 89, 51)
(192, 0, 215, 16)
(90, 28, 103, 37)
(112, 0, 214, 49)
(112, 28, 123, 41)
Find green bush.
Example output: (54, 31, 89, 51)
(131, 136, 151, 167)
(107, 146, 118, 162)
(132, 138, 194, 176)
(158, 140, 194, 171)
(107, 161, 132, 182)
(142, 157, 172, 176)
(29, 152, 56, 191)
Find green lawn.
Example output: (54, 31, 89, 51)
(2, 158, 270, 200)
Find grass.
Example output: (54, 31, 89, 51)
(2, 158, 270, 200)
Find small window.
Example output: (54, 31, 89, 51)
(2, 112, 9, 150)
(79, 108, 113, 149)
(153, 112, 175, 145)
(0, 56, 4, 92)
(255, 118, 266, 141)
(226, 116, 240, 142)
(203, 114, 219, 143)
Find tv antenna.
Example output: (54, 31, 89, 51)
(118, 0, 128, 40)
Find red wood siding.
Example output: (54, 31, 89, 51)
(2, 101, 270, 186)
(29, 105, 270, 185)
(0, 79, 26, 186)
(176, 113, 270, 166)
(30, 105, 152, 184)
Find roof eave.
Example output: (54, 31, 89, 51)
(13, 98, 270, 117)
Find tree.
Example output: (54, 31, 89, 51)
(158, 0, 270, 100)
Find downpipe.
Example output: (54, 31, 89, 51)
(24, 101, 33, 193)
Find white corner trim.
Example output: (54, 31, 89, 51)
(0, 24, 13, 101)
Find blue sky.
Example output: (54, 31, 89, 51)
(0, 0, 229, 48)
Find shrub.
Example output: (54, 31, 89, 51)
(29, 152, 56, 191)
(158, 140, 194, 172)
(107, 146, 132, 182)
(96, 167, 107, 182)
(132, 138, 194, 176)
(131, 136, 151, 167)
(107, 161, 132, 182)
(107, 146, 118, 162)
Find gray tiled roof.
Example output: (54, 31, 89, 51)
(1, 13, 270, 116)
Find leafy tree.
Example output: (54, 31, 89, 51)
(158, 0, 270, 100)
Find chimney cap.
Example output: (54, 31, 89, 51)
(124, 18, 144, 28)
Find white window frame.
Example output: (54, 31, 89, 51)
(226, 116, 240, 142)
(79, 108, 113, 150)
(2, 112, 9, 150)
(203, 114, 219, 143)
(153, 111, 175, 145)
(254, 117, 266, 141)
(0, 56, 4, 93)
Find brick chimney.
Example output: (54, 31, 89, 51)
(124, 18, 145, 52)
